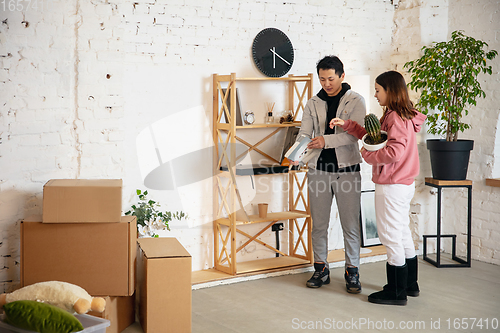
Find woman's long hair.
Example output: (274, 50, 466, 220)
(376, 71, 416, 122)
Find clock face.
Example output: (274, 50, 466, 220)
(252, 28, 294, 77)
(244, 111, 255, 125)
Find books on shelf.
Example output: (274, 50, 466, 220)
(220, 164, 291, 175)
(285, 135, 314, 163)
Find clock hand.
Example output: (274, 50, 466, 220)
(272, 47, 276, 68)
(269, 48, 291, 65)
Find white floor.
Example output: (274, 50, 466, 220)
(123, 257, 500, 333)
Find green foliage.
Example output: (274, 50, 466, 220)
(4, 300, 84, 333)
(404, 30, 497, 141)
(125, 189, 187, 237)
(364, 113, 383, 144)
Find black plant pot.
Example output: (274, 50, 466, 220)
(427, 139, 474, 180)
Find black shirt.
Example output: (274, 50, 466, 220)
(316, 83, 360, 173)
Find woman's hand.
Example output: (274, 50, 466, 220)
(329, 118, 344, 129)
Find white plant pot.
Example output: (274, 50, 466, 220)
(362, 131, 388, 151)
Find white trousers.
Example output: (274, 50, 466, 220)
(375, 183, 416, 266)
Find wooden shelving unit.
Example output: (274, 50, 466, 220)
(212, 73, 314, 275)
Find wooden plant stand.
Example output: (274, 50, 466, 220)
(423, 178, 472, 268)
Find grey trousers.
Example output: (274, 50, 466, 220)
(308, 168, 362, 268)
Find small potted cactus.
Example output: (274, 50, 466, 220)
(362, 113, 387, 151)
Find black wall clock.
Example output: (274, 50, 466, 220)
(252, 28, 294, 77)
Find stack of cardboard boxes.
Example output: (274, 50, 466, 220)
(20, 179, 136, 333)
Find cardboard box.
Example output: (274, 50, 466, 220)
(21, 216, 136, 296)
(137, 238, 191, 333)
(88, 294, 136, 333)
(43, 179, 122, 223)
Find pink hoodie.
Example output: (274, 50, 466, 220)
(342, 110, 427, 185)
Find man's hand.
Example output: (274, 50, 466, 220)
(308, 136, 325, 149)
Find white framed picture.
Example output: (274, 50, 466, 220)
(360, 190, 381, 247)
(221, 88, 244, 126)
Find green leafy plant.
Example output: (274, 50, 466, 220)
(404, 30, 497, 141)
(125, 189, 187, 237)
(364, 113, 384, 144)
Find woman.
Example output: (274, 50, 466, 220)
(330, 71, 426, 305)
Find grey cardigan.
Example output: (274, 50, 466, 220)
(297, 89, 366, 169)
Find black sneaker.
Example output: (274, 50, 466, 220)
(306, 262, 330, 288)
(345, 266, 362, 294)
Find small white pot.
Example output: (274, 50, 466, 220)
(362, 131, 388, 151)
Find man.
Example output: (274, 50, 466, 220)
(290, 56, 365, 293)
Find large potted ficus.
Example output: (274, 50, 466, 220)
(404, 30, 497, 180)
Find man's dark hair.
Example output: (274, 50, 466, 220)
(316, 56, 344, 76)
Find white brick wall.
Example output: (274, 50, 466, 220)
(446, 0, 500, 265)
(1, 0, 498, 292)
(392, 0, 500, 265)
